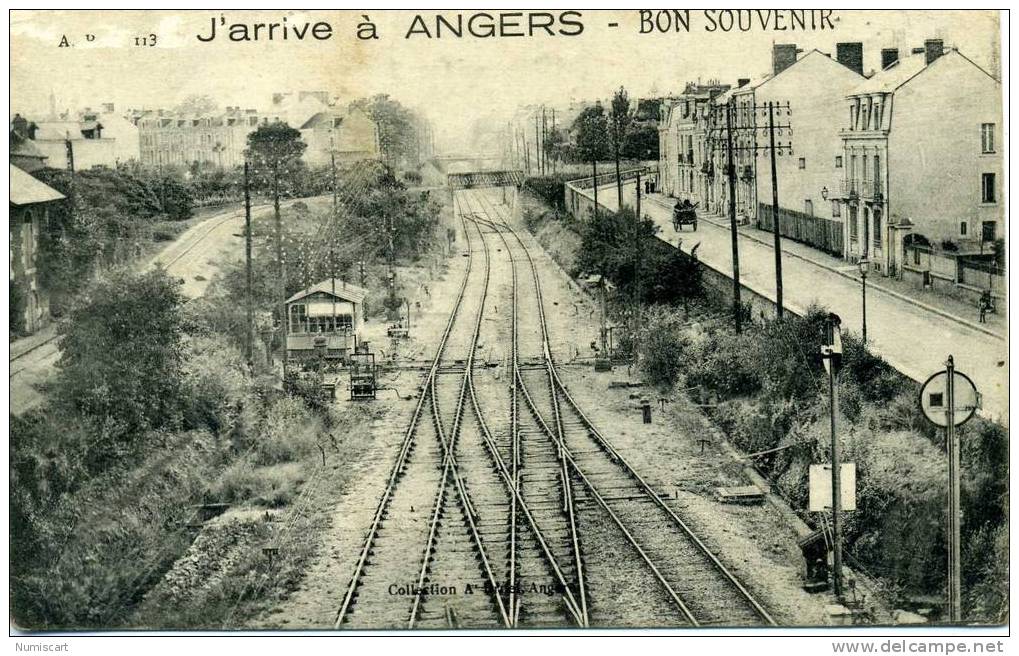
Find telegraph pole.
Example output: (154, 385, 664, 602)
(535, 113, 541, 176)
(243, 161, 255, 368)
(825, 315, 844, 599)
(331, 150, 339, 214)
(725, 101, 743, 333)
(551, 108, 557, 176)
(767, 101, 785, 318)
(634, 172, 643, 359)
(273, 162, 287, 383)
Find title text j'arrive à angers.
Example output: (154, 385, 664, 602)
(196, 10, 838, 42)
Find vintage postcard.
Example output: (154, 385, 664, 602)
(8, 8, 1007, 639)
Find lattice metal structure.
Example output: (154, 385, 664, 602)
(447, 170, 525, 189)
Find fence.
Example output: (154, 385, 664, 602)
(757, 203, 844, 257)
(958, 258, 1006, 294)
(564, 165, 659, 221)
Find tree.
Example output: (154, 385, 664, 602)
(573, 103, 610, 217)
(350, 95, 421, 168)
(246, 123, 307, 375)
(543, 127, 568, 172)
(609, 87, 634, 209)
(174, 94, 219, 116)
(54, 269, 187, 441)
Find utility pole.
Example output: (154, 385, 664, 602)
(541, 106, 548, 175)
(331, 150, 339, 215)
(551, 108, 557, 176)
(388, 210, 397, 319)
(634, 172, 643, 361)
(535, 113, 541, 176)
(725, 101, 743, 333)
(359, 259, 369, 319)
(825, 315, 844, 600)
(273, 162, 287, 384)
(244, 162, 255, 368)
(767, 101, 785, 319)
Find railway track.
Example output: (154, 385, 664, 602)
(335, 184, 775, 629)
(336, 191, 584, 628)
(471, 187, 776, 627)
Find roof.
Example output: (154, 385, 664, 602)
(34, 121, 83, 141)
(10, 164, 65, 206)
(850, 53, 929, 95)
(9, 131, 47, 160)
(300, 111, 345, 130)
(286, 279, 368, 305)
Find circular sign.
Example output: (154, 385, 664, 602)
(919, 370, 979, 427)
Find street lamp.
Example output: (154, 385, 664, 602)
(858, 258, 869, 344)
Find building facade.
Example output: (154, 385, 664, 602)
(658, 82, 729, 211)
(752, 47, 865, 255)
(10, 164, 64, 334)
(836, 41, 1002, 281)
(135, 92, 381, 170)
(300, 108, 381, 167)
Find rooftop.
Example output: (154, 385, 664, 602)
(286, 279, 368, 305)
(10, 164, 65, 206)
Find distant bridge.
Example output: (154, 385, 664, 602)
(447, 170, 525, 189)
(429, 154, 503, 174)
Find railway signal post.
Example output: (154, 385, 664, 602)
(919, 356, 980, 623)
(821, 313, 844, 598)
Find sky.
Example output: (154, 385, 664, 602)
(10, 10, 1002, 152)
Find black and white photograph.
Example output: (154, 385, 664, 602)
(6, 7, 1010, 645)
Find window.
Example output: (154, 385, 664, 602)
(798, 157, 806, 170)
(982, 173, 996, 203)
(873, 210, 883, 247)
(290, 304, 307, 333)
(849, 206, 859, 239)
(835, 156, 843, 169)
(804, 199, 814, 216)
(981, 123, 995, 153)
(960, 222, 968, 236)
(982, 221, 997, 242)
(832, 201, 841, 218)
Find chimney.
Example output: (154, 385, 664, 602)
(772, 43, 799, 76)
(881, 48, 899, 70)
(924, 38, 944, 65)
(836, 42, 864, 76)
(737, 78, 750, 88)
(102, 102, 115, 113)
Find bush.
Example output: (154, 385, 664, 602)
(255, 396, 320, 465)
(636, 306, 688, 386)
(54, 268, 187, 444)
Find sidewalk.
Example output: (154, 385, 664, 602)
(645, 194, 1005, 340)
(587, 182, 1008, 422)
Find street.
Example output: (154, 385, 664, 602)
(593, 183, 1008, 422)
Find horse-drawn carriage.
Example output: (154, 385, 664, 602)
(672, 200, 699, 231)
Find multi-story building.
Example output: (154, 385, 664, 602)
(137, 107, 259, 168)
(19, 104, 141, 170)
(658, 81, 730, 210)
(299, 107, 381, 167)
(835, 40, 1002, 283)
(752, 45, 866, 255)
(135, 92, 381, 170)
